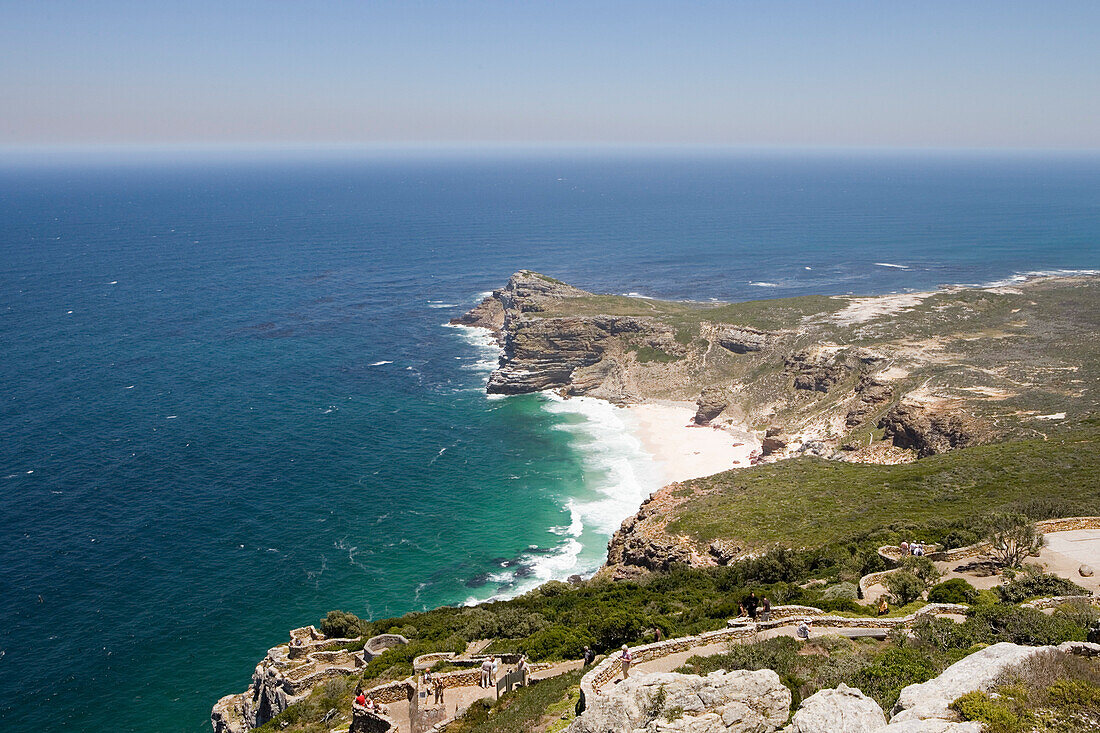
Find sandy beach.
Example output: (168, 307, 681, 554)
(623, 401, 759, 486)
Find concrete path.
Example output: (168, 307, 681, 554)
(1040, 529, 1100, 594)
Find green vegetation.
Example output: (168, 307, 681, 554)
(678, 604, 1098, 713)
(319, 609, 366, 639)
(996, 567, 1090, 604)
(885, 557, 940, 605)
(986, 513, 1044, 568)
(630, 345, 682, 363)
(665, 421, 1100, 550)
(448, 670, 583, 733)
(951, 648, 1100, 732)
(927, 578, 979, 605)
(533, 292, 848, 332)
(254, 676, 357, 733)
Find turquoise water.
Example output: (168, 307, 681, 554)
(0, 149, 1098, 732)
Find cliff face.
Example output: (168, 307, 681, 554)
(456, 272, 1100, 576)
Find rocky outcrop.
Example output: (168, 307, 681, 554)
(783, 683, 887, 733)
(568, 669, 791, 733)
(606, 495, 700, 576)
(715, 325, 773, 354)
(878, 399, 990, 458)
(889, 642, 1053, 725)
(694, 386, 731, 426)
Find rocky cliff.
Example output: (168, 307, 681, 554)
(456, 272, 1100, 575)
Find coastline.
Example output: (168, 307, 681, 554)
(622, 401, 759, 486)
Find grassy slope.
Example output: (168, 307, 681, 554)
(667, 420, 1100, 548)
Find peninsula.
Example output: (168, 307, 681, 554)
(213, 271, 1100, 733)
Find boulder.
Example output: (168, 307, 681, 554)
(877, 721, 982, 732)
(694, 387, 730, 426)
(889, 642, 1049, 724)
(568, 669, 790, 733)
(782, 683, 886, 733)
(1080, 564, 1094, 577)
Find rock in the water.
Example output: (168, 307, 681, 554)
(568, 669, 790, 733)
(889, 642, 1050, 724)
(1080, 564, 1094, 577)
(783, 683, 886, 733)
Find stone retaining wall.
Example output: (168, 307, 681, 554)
(864, 516, 1100, 596)
(1021, 594, 1099, 611)
(580, 602, 969, 699)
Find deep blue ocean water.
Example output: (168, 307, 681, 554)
(0, 149, 1097, 732)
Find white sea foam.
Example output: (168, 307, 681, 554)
(620, 291, 654, 299)
(444, 323, 503, 378)
(427, 302, 459, 308)
(368, 360, 393, 366)
(539, 394, 661, 537)
(874, 262, 909, 269)
(750, 281, 779, 287)
(980, 269, 1098, 288)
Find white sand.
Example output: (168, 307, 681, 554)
(623, 402, 759, 486)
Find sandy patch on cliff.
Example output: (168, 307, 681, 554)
(825, 291, 934, 325)
(624, 402, 758, 485)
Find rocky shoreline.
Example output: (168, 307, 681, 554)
(211, 271, 1100, 730)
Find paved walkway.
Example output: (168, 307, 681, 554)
(384, 658, 584, 732)
(864, 529, 1100, 602)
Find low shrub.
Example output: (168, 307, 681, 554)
(996, 568, 1088, 604)
(821, 582, 858, 601)
(319, 610, 364, 639)
(950, 690, 1026, 733)
(927, 579, 978, 605)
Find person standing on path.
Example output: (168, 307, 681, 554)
(582, 646, 595, 667)
(760, 596, 772, 622)
(620, 645, 632, 680)
(744, 592, 759, 621)
(480, 658, 492, 688)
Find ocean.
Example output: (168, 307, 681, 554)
(1, 148, 1097, 732)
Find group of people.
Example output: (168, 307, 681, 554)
(478, 656, 501, 688)
(353, 685, 384, 714)
(900, 541, 926, 557)
(738, 591, 772, 622)
(421, 669, 446, 704)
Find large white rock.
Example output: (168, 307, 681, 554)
(783, 683, 886, 733)
(889, 642, 1048, 725)
(876, 721, 982, 732)
(569, 669, 791, 733)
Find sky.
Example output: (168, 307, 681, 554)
(2, 1, 1099, 149)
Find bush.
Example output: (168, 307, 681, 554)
(855, 647, 939, 710)
(520, 626, 591, 661)
(928, 579, 978, 605)
(941, 529, 979, 549)
(965, 605, 1086, 646)
(319, 610, 363, 639)
(950, 691, 1025, 733)
(996, 567, 1088, 604)
(885, 571, 926, 606)
(821, 582, 858, 601)
(985, 513, 1043, 568)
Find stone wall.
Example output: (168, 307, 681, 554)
(579, 602, 969, 700)
(1021, 595, 1099, 611)
(865, 516, 1100, 596)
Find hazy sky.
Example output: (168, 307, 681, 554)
(3, 1, 1099, 148)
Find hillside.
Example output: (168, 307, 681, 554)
(456, 271, 1100, 463)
